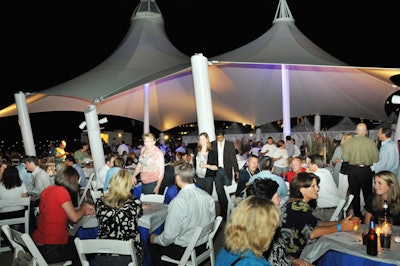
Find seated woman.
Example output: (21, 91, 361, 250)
(103, 156, 125, 191)
(0, 166, 28, 220)
(281, 172, 359, 259)
(95, 169, 143, 265)
(246, 178, 312, 266)
(216, 196, 281, 265)
(32, 166, 95, 265)
(364, 170, 400, 225)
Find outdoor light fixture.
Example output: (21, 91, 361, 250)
(99, 117, 108, 124)
(79, 121, 87, 129)
(392, 95, 400, 104)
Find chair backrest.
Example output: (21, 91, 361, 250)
(342, 194, 354, 217)
(11, 158, 20, 166)
(140, 193, 165, 203)
(224, 182, 238, 221)
(0, 197, 30, 233)
(20, 232, 50, 265)
(161, 216, 221, 266)
(74, 238, 138, 266)
(0, 197, 30, 253)
(329, 198, 346, 221)
(1, 224, 71, 266)
(201, 216, 223, 266)
(90, 189, 102, 204)
(78, 173, 96, 207)
(1, 225, 25, 260)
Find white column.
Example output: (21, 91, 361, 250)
(256, 128, 261, 141)
(84, 105, 105, 178)
(143, 83, 150, 134)
(314, 114, 321, 133)
(395, 112, 400, 142)
(281, 64, 291, 138)
(159, 132, 165, 145)
(14, 92, 36, 156)
(191, 53, 216, 141)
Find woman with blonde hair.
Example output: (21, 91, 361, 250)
(332, 133, 353, 198)
(133, 132, 165, 194)
(216, 196, 281, 265)
(193, 132, 218, 194)
(95, 169, 143, 265)
(364, 171, 400, 225)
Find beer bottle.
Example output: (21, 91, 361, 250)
(366, 219, 378, 256)
(383, 200, 389, 220)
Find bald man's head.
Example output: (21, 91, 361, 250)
(356, 123, 367, 136)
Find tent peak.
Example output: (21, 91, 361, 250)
(133, 0, 162, 21)
(273, 0, 294, 23)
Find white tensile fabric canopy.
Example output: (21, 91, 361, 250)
(1, 0, 399, 132)
(328, 117, 356, 132)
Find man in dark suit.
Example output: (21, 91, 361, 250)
(211, 128, 239, 220)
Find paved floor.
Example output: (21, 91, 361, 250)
(0, 202, 226, 266)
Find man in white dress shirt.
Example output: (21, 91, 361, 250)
(308, 153, 341, 220)
(149, 162, 215, 265)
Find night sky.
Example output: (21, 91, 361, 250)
(2, 0, 400, 147)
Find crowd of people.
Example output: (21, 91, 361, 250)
(2, 122, 400, 265)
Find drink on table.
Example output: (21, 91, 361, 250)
(366, 219, 378, 256)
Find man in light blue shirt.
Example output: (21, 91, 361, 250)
(65, 155, 86, 187)
(248, 156, 288, 200)
(375, 124, 399, 175)
(149, 162, 215, 265)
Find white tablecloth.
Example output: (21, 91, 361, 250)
(300, 225, 400, 265)
(80, 201, 168, 232)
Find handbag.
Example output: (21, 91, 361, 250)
(340, 161, 350, 175)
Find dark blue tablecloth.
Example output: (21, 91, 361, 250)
(317, 250, 396, 266)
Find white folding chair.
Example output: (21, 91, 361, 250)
(90, 189, 102, 204)
(1, 224, 25, 261)
(74, 238, 139, 266)
(78, 173, 95, 207)
(329, 198, 346, 221)
(224, 182, 238, 221)
(0, 197, 30, 254)
(11, 158, 20, 166)
(342, 194, 354, 218)
(161, 216, 223, 266)
(140, 193, 165, 203)
(21, 231, 72, 265)
(2, 224, 71, 266)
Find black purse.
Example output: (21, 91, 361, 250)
(340, 162, 350, 175)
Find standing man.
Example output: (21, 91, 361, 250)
(117, 141, 130, 156)
(211, 128, 239, 221)
(55, 140, 68, 170)
(149, 163, 215, 265)
(342, 123, 379, 219)
(285, 136, 295, 160)
(375, 124, 399, 175)
(308, 154, 341, 220)
(259, 136, 277, 158)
